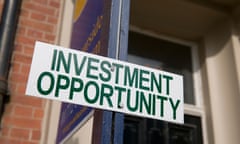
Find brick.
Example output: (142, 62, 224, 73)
(33, 0, 49, 5)
(14, 44, 24, 54)
(4, 104, 15, 116)
(17, 27, 26, 36)
(34, 0, 48, 5)
(31, 130, 41, 140)
(8, 82, 18, 93)
(8, 92, 25, 98)
(33, 109, 44, 119)
(23, 46, 34, 57)
(49, 1, 60, 8)
(20, 9, 30, 18)
(14, 105, 33, 117)
(24, 3, 55, 16)
(9, 72, 28, 84)
(27, 29, 43, 39)
(0, 138, 21, 144)
(20, 64, 31, 75)
(0, 127, 10, 137)
(44, 34, 55, 41)
(16, 84, 26, 94)
(21, 141, 39, 144)
(10, 63, 21, 73)
(4, 117, 41, 129)
(47, 16, 58, 24)
(20, 19, 54, 33)
(16, 35, 35, 46)
(0, 2, 3, 16)
(2, 115, 12, 126)
(13, 53, 32, 64)
(11, 96, 43, 108)
(30, 12, 46, 21)
(10, 128, 30, 140)
(23, 47, 34, 57)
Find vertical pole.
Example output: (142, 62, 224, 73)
(0, 0, 22, 123)
(101, 0, 122, 143)
(92, 0, 123, 144)
(113, 0, 130, 144)
(92, 0, 130, 143)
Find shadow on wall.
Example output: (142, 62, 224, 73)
(204, 18, 233, 58)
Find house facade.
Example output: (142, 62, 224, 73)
(0, 0, 240, 144)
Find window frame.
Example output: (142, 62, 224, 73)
(128, 25, 208, 144)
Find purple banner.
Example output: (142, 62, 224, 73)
(56, 0, 111, 143)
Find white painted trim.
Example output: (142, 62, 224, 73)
(191, 45, 204, 108)
(231, 34, 240, 90)
(57, 0, 75, 48)
(43, 101, 62, 144)
(41, 1, 75, 144)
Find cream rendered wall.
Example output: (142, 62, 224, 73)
(204, 19, 240, 144)
(231, 34, 240, 91)
(64, 117, 93, 144)
(41, 1, 94, 144)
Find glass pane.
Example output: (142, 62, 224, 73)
(168, 115, 203, 144)
(128, 31, 195, 104)
(124, 118, 141, 144)
(146, 119, 168, 144)
(169, 126, 196, 144)
(123, 115, 203, 144)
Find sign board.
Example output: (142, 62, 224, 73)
(26, 41, 184, 124)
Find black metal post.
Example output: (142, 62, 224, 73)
(0, 0, 22, 124)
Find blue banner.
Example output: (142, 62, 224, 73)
(56, 0, 111, 143)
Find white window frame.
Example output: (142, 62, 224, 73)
(129, 25, 208, 144)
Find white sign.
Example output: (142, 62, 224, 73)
(26, 41, 184, 123)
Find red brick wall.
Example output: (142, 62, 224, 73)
(0, 1, 3, 18)
(0, 0, 61, 143)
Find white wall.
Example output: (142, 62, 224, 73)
(204, 19, 240, 144)
(64, 117, 93, 144)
